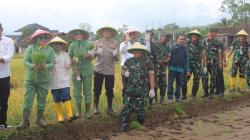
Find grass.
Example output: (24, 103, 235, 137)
(5, 53, 244, 126)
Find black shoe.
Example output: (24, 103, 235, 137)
(120, 123, 128, 132)
(181, 96, 187, 100)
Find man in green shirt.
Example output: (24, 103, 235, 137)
(68, 29, 94, 119)
(18, 29, 55, 129)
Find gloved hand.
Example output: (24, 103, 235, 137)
(125, 71, 130, 77)
(203, 67, 207, 74)
(112, 49, 118, 56)
(149, 89, 155, 98)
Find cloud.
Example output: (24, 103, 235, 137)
(0, 0, 226, 34)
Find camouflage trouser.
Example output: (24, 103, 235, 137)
(182, 62, 202, 97)
(202, 64, 218, 95)
(231, 61, 246, 78)
(245, 60, 250, 87)
(155, 68, 167, 100)
(120, 94, 145, 121)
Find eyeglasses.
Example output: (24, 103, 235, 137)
(38, 36, 49, 40)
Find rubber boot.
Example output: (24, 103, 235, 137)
(137, 118, 144, 126)
(230, 77, 236, 92)
(85, 103, 92, 119)
(64, 101, 77, 122)
(17, 109, 31, 130)
(154, 88, 158, 103)
(107, 97, 114, 115)
(148, 98, 153, 110)
(120, 117, 129, 132)
(181, 84, 187, 100)
(36, 109, 47, 127)
(239, 78, 245, 92)
(54, 103, 64, 123)
(94, 95, 100, 115)
(75, 103, 82, 118)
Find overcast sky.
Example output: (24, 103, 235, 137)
(0, 0, 227, 34)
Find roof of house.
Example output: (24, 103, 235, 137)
(15, 23, 49, 32)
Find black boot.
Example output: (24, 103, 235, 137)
(154, 88, 158, 103)
(120, 117, 129, 132)
(182, 84, 187, 100)
(94, 95, 100, 115)
(148, 98, 153, 110)
(107, 97, 113, 115)
(137, 118, 144, 126)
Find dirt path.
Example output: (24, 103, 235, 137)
(111, 102, 250, 140)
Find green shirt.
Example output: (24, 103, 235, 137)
(24, 44, 55, 83)
(68, 40, 94, 77)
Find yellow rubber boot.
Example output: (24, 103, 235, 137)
(54, 103, 64, 123)
(230, 77, 236, 91)
(239, 78, 245, 90)
(64, 101, 74, 120)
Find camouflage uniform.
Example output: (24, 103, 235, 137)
(120, 56, 154, 127)
(245, 59, 250, 88)
(145, 41, 157, 107)
(182, 40, 203, 98)
(155, 43, 171, 100)
(230, 40, 249, 78)
(202, 39, 223, 96)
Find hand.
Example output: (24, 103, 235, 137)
(112, 49, 118, 57)
(31, 64, 39, 70)
(125, 34, 131, 43)
(0, 58, 5, 63)
(203, 67, 207, 74)
(40, 63, 47, 70)
(83, 52, 92, 59)
(72, 57, 78, 65)
(125, 71, 130, 77)
(223, 60, 228, 68)
(149, 89, 155, 98)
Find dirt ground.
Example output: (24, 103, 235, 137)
(3, 92, 250, 140)
(111, 99, 250, 140)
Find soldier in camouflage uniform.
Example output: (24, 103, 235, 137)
(227, 29, 249, 91)
(202, 28, 224, 98)
(182, 29, 206, 99)
(245, 59, 250, 89)
(120, 42, 155, 132)
(154, 34, 172, 104)
(144, 31, 158, 107)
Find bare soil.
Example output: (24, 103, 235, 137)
(2, 91, 250, 140)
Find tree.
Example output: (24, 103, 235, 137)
(219, 0, 250, 25)
(162, 23, 179, 32)
(79, 22, 93, 32)
(116, 24, 129, 42)
(220, 17, 228, 26)
(21, 28, 34, 39)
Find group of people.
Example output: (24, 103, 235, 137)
(0, 22, 250, 132)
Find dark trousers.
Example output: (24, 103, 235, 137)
(155, 74, 167, 100)
(168, 71, 183, 100)
(0, 77, 10, 125)
(216, 69, 225, 94)
(93, 72, 114, 99)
